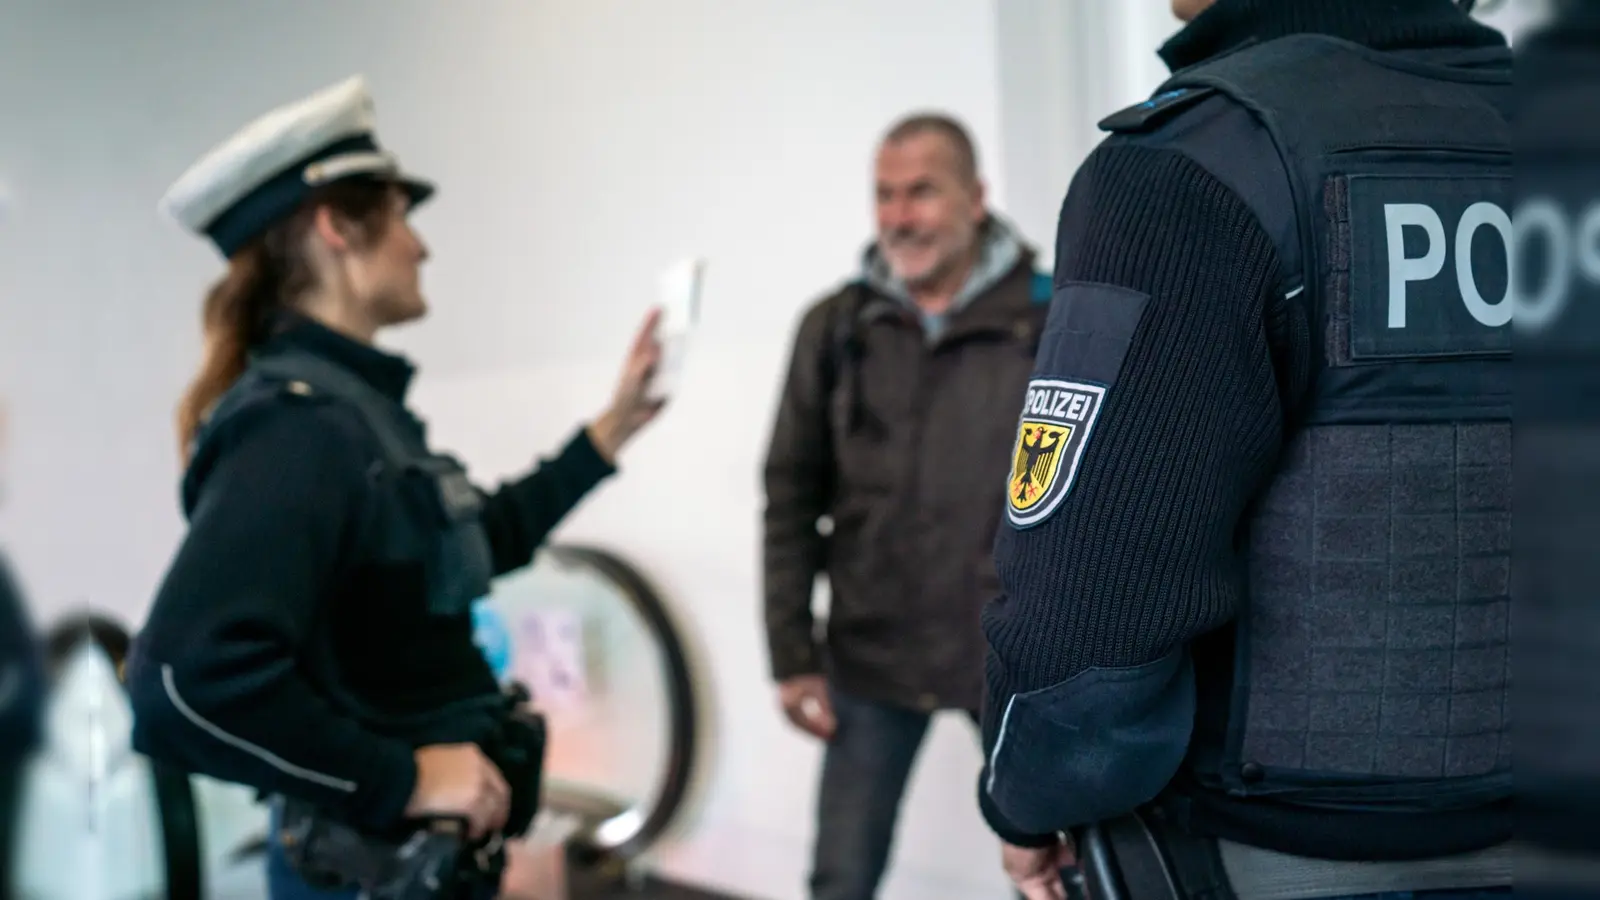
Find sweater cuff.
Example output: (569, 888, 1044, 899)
(347, 739, 420, 832)
(979, 774, 1063, 849)
(563, 427, 618, 482)
(768, 639, 823, 681)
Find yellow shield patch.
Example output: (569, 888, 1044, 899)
(1008, 420, 1074, 514)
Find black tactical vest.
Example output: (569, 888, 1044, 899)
(1102, 35, 1511, 814)
(188, 346, 501, 736)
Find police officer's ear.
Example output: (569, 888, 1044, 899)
(310, 203, 362, 256)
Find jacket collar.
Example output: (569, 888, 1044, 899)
(861, 213, 1031, 311)
(859, 214, 1036, 340)
(257, 310, 416, 404)
(1159, 0, 1506, 73)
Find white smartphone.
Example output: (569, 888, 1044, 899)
(647, 257, 705, 402)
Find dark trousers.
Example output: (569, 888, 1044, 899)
(807, 685, 982, 900)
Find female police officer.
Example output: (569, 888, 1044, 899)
(125, 76, 665, 898)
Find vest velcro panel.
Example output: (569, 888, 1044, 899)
(1243, 423, 1509, 792)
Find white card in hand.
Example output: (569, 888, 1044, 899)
(648, 257, 705, 402)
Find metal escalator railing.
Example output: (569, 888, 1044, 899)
(536, 544, 701, 868)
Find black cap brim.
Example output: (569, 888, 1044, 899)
(399, 175, 435, 211)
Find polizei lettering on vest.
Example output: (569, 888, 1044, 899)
(1024, 386, 1096, 423)
(1384, 200, 1512, 329)
(1343, 173, 1511, 361)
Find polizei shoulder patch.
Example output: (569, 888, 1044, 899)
(1005, 379, 1107, 529)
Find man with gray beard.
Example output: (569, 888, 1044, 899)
(761, 113, 1056, 899)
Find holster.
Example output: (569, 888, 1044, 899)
(482, 686, 548, 839)
(277, 797, 505, 900)
(276, 683, 548, 899)
(1078, 807, 1236, 900)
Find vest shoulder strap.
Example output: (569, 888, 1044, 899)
(241, 350, 422, 471)
(1099, 73, 1304, 298)
(1159, 35, 1509, 160)
(1097, 86, 1218, 136)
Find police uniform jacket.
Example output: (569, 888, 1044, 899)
(127, 313, 615, 831)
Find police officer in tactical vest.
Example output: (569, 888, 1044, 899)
(126, 76, 666, 900)
(976, 1, 1511, 897)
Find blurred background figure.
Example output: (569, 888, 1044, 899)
(0, 399, 44, 764)
(761, 113, 1055, 900)
(0, 398, 46, 896)
(1513, 1, 1600, 897)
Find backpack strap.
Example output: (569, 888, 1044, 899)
(817, 282, 865, 403)
(816, 282, 870, 434)
(1029, 269, 1053, 305)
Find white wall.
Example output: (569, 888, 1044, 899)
(994, 1, 1180, 250)
(0, 1, 1032, 897)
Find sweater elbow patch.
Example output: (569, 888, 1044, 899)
(984, 650, 1194, 833)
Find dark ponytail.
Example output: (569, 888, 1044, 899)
(175, 243, 282, 458)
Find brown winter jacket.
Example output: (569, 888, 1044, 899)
(762, 217, 1050, 713)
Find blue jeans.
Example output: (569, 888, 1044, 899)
(808, 686, 981, 900)
(265, 801, 360, 900)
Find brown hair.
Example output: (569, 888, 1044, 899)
(883, 112, 980, 186)
(175, 180, 395, 458)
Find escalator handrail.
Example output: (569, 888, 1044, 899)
(539, 543, 702, 863)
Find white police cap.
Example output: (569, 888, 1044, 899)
(159, 75, 433, 257)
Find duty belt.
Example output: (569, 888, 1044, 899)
(1076, 810, 1513, 900)
(277, 798, 505, 900)
(276, 684, 548, 900)
(1076, 813, 1233, 900)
